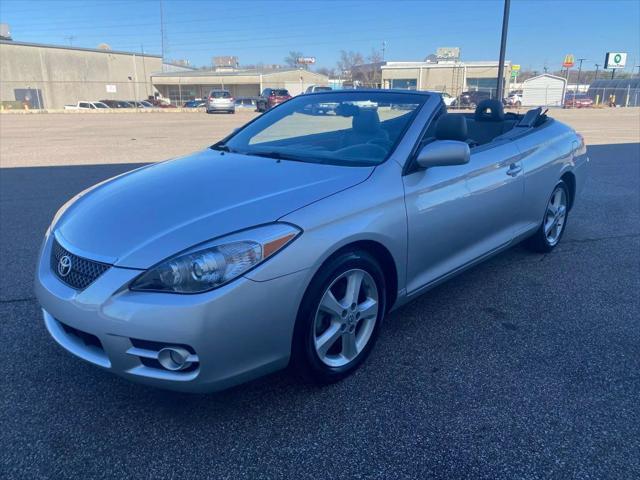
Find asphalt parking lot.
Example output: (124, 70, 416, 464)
(1, 109, 639, 479)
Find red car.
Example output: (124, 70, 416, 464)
(564, 94, 594, 108)
(256, 88, 291, 112)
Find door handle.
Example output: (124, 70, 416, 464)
(507, 164, 522, 177)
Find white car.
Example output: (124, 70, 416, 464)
(63, 101, 110, 110)
(305, 85, 333, 94)
(506, 92, 523, 107)
(440, 92, 455, 107)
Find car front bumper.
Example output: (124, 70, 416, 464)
(35, 233, 308, 393)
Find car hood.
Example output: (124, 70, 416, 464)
(55, 149, 373, 268)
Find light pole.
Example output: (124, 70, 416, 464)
(575, 58, 586, 100)
(496, 0, 511, 101)
(594, 64, 600, 81)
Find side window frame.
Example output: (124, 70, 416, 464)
(402, 104, 445, 175)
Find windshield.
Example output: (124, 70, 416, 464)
(222, 91, 429, 166)
(210, 91, 231, 98)
(271, 89, 289, 96)
(94, 102, 108, 108)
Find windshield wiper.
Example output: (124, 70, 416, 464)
(246, 150, 306, 162)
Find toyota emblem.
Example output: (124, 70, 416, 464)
(57, 255, 72, 277)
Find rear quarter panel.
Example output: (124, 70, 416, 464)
(514, 119, 583, 233)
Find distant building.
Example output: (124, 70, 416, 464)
(152, 68, 329, 103)
(381, 60, 511, 98)
(213, 56, 239, 70)
(0, 39, 162, 109)
(521, 74, 566, 107)
(0, 23, 12, 40)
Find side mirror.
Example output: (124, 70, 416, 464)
(416, 140, 470, 169)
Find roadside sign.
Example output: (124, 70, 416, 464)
(605, 52, 627, 69)
(510, 70, 518, 79)
(562, 54, 575, 68)
(511, 64, 520, 72)
(296, 57, 316, 65)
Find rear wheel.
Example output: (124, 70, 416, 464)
(525, 181, 569, 252)
(292, 250, 386, 384)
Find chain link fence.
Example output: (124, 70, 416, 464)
(2, 79, 639, 111)
(1, 80, 155, 110)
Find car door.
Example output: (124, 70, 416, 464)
(403, 139, 524, 294)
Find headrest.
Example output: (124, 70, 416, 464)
(475, 99, 505, 122)
(435, 114, 468, 142)
(352, 109, 381, 133)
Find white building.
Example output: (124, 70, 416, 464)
(521, 74, 567, 107)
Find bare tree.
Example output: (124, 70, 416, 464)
(316, 66, 336, 77)
(285, 51, 303, 67)
(367, 49, 383, 64)
(336, 50, 365, 78)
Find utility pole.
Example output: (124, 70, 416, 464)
(382, 41, 386, 61)
(496, 0, 511, 101)
(64, 35, 75, 46)
(575, 58, 586, 99)
(594, 64, 600, 80)
(160, 0, 165, 69)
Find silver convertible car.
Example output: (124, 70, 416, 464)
(35, 90, 588, 392)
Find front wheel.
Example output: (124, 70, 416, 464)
(525, 180, 569, 252)
(292, 250, 386, 384)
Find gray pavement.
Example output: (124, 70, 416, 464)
(1, 141, 639, 479)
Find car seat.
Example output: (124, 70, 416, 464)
(343, 110, 389, 147)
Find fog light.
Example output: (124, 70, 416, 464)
(157, 347, 191, 371)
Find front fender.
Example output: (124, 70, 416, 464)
(245, 163, 407, 296)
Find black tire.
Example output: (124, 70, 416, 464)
(292, 250, 387, 384)
(525, 180, 570, 253)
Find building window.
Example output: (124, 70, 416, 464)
(466, 78, 498, 94)
(391, 79, 417, 90)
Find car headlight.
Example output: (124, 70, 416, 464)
(129, 223, 301, 293)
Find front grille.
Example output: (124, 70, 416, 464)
(50, 239, 111, 290)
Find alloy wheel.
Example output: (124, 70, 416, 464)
(313, 269, 379, 367)
(544, 186, 568, 246)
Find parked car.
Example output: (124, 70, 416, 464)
(455, 90, 492, 109)
(36, 91, 588, 393)
(305, 85, 333, 94)
(234, 97, 258, 110)
(207, 89, 235, 114)
(99, 100, 132, 108)
(256, 88, 291, 112)
(183, 100, 206, 108)
(440, 92, 455, 106)
(63, 101, 110, 110)
(564, 94, 594, 108)
(127, 100, 152, 108)
(504, 91, 523, 107)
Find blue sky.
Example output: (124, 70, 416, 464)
(1, 0, 639, 72)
